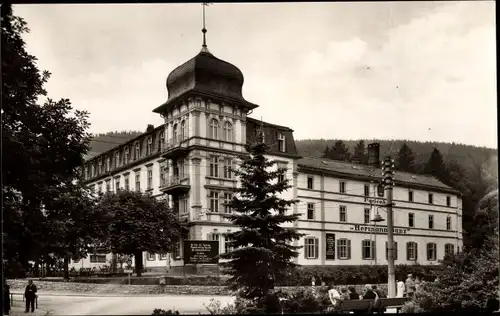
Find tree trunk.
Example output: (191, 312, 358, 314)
(111, 253, 117, 274)
(63, 256, 70, 280)
(134, 251, 143, 277)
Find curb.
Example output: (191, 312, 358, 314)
(10, 291, 234, 298)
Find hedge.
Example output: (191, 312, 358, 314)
(278, 264, 441, 286)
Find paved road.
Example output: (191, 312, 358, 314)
(9, 292, 399, 315)
(10, 293, 235, 315)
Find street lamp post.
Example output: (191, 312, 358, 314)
(382, 156, 396, 298)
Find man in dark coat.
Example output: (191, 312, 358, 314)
(3, 279, 11, 315)
(24, 280, 37, 313)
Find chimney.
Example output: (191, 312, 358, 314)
(146, 124, 154, 133)
(367, 143, 380, 166)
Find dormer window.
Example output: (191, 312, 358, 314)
(115, 152, 120, 168)
(91, 164, 95, 177)
(135, 143, 140, 160)
(106, 156, 111, 171)
(159, 131, 165, 151)
(278, 132, 286, 152)
(223, 121, 233, 142)
(147, 137, 153, 155)
(124, 147, 129, 164)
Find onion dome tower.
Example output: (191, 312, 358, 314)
(153, 4, 258, 114)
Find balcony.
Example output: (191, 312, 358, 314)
(160, 175, 190, 195)
(162, 137, 190, 159)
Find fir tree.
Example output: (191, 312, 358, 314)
(322, 145, 330, 158)
(396, 143, 416, 172)
(328, 140, 351, 161)
(424, 148, 450, 184)
(352, 140, 367, 164)
(220, 134, 304, 303)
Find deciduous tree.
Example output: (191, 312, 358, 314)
(220, 134, 304, 303)
(94, 190, 181, 276)
(2, 4, 91, 275)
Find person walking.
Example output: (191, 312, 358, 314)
(3, 279, 11, 315)
(24, 280, 37, 313)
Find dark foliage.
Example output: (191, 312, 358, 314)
(2, 3, 92, 277)
(396, 143, 416, 172)
(322, 140, 351, 161)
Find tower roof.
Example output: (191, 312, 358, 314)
(153, 50, 258, 113)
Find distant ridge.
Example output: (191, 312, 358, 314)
(89, 131, 497, 173)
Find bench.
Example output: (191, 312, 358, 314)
(377, 297, 411, 313)
(336, 299, 375, 313)
(10, 292, 38, 309)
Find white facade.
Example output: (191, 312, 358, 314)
(72, 47, 462, 272)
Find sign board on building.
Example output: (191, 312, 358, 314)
(351, 224, 409, 235)
(325, 233, 336, 260)
(183, 240, 219, 265)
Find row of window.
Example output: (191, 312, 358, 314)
(93, 164, 162, 193)
(306, 176, 453, 207)
(305, 203, 454, 230)
(85, 132, 165, 180)
(304, 238, 456, 261)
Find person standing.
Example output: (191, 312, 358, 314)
(405, 274, 415, 297)
(3, 279, 11, 315)
(24, 280, 37, 313)
(396, 278, 406, 298)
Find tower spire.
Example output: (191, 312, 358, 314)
(201, 2, 210, 53)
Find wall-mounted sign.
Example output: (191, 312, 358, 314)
(325, 233, 336, 260)
(351, 224, 409, 235)
(183, 240, 219, 265)
(367, 197, 387, 205)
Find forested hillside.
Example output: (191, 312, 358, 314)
(296, 139, 495, 169)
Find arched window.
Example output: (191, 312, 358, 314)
(180, 120, 186, 140)
(173, 124, 178, 143)
(209, 119, 219, 139)
(223, 121, 233, 142)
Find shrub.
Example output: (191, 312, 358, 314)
(151, 309, 179, 315)
(204, 298, 237, 315)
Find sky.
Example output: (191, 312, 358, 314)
(14, 1, 497, 148)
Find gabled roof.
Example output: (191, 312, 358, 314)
(298, 157, 458, 194)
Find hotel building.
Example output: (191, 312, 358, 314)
(70, 41, 462, 273)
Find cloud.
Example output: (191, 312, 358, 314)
(262, 1, 496, 147)
(14, 2, 497, 148)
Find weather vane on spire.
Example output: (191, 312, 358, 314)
(201, 2, 211, 52)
